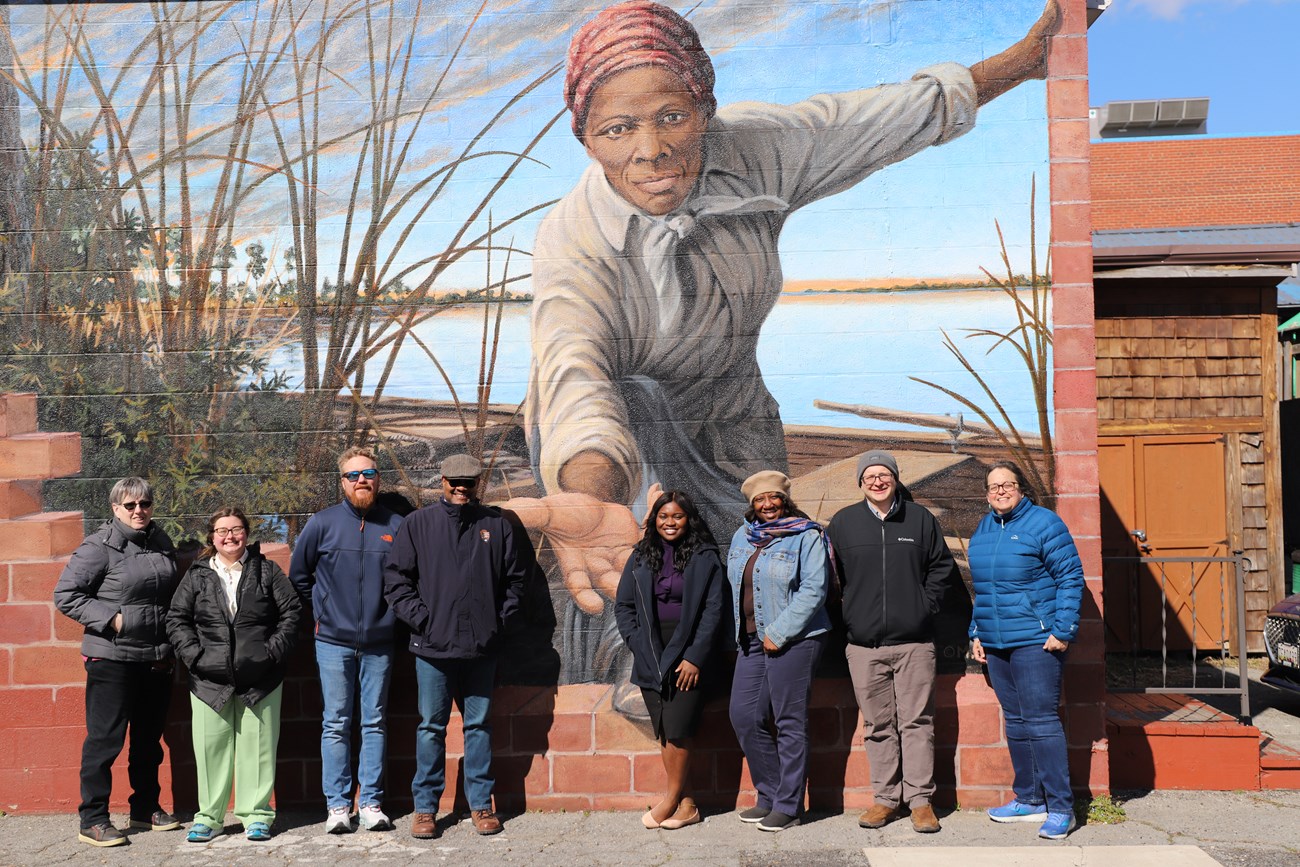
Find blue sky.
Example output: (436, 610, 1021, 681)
(1088, 0, 1300, 136)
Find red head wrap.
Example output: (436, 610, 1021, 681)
(565, 1, 717, 139)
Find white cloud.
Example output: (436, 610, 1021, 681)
(1127, 0, 1290, 21)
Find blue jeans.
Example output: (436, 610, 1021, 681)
(413, 655, 497, 813)
(985, 644, 1072, 814)
(315, 640, 394, 810)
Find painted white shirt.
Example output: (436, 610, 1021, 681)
(527, 63, 978, 533)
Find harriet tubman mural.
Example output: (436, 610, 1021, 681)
(0, 0, 1058, 688)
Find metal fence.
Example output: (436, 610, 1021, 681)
(1103, 552, 1251, 723)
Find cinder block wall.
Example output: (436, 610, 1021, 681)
(0, 0, 1105, 816)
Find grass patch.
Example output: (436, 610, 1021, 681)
(1083, 794, 1126, 825)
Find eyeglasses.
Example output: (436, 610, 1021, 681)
(444, 477, 479, 488)
(341, 469, 379, 482)
(987, 482, 1020, 494)
(213, 527, 248, 539)
(117, 500, 153, 512)
(861, 473, 893, 485)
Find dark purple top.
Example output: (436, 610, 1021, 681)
(655, 540, 685, 624)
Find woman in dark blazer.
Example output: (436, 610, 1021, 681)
(615, 490, 725, 831)
(167, 506, 301, 843)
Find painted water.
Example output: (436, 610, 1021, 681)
(271, 288, 1050, 435)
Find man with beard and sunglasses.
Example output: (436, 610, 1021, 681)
(290, 447, 409, 835)
(383, 453, 531, 840)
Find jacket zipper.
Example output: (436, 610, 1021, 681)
(634, 570, 665, 685)
(357, 514, 366, 648)
(879, 516, 888, 644)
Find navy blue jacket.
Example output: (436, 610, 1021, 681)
(967, 496, 1084, 649)
(289, 500, 404, 649)
(382, 499, 529, 660)
(614, 544, 725, 691)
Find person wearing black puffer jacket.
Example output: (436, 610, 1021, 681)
(167, 506, 301, 844)
(54, 477, 181, 848)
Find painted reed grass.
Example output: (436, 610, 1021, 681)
(911, 178, 1056, 504)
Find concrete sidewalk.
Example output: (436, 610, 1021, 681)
(1, 790, 1297, 867)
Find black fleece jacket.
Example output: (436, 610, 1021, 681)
(826, 498, 954, 647)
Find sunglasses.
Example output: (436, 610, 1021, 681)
(118, 500, 153, 512)
(445, 477, 479, 488)
(341, 469, 379, 482)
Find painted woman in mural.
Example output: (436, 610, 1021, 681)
(509, 0, 1061, 683)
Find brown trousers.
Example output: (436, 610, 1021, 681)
(845, 642, 936, 808)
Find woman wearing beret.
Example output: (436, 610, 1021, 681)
(726, 471, 832, 832)
(615, 490, 725, 830)
(968, 462, 1084, 840)
(167, 507, 301, 843)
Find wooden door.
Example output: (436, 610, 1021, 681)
(1100, 434, 1231, 651)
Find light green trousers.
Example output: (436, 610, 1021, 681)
(190, 686, 282, 828)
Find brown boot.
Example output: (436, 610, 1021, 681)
(910, 803, 941, 833)
(858, 802, 902, 829)
(410, 812, 437, 839)
(471, 809, 503, 835)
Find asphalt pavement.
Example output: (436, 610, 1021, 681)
(2, 789, 1297, 867)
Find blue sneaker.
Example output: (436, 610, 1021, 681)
(987, 799, 1048, 823)
(246, 822, 272, 842)
(187, 823, 220, 843)
(1038, 812, 1078, 840)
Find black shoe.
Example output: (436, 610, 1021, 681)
(738, 805, 770, 823)
(757, 810, 800, 832)
(129, 810, 181, 832)
(78, 823, 127, 847)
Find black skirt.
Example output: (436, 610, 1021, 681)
(640, 618, 708, 744)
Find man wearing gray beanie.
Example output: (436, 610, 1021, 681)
(826, 450, 955, 834)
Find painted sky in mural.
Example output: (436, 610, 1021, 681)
(7, 0, 1048, 290)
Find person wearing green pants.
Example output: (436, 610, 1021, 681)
(168, 506, 301, 842)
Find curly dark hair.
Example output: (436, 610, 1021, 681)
(633, 491, 716, 576)
(743, 492, 810, 523)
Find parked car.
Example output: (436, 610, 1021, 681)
(1263, 592, 1300, 693)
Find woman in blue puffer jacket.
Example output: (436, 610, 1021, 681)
(968, 461, 1084, 841)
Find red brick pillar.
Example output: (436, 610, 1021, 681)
(0, 392, 86, 811)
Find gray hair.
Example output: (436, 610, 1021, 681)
(109, 477, 153, 506)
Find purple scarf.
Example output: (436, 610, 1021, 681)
(745, 516, 841, 593)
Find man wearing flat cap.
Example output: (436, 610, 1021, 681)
(826, 450, 956, 834)
(383, 454, 531, 839)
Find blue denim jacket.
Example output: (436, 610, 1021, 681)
(727, 524, 832, 650)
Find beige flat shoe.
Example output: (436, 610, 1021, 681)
(659, 799, 701, 831)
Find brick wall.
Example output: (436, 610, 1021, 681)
(1092, 135, 1300, 230)
(0, 379, 1106, 814)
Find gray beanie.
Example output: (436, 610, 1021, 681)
(441, 453, 483, 479)
(856, 450, 899, 485)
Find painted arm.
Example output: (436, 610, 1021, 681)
(970, 0, 1061, 106)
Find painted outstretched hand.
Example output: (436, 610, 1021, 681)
(970, 0, 1062, 105)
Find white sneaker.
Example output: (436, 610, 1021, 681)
(325, 806, 354, 834)
(358, 805, 393, 832)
